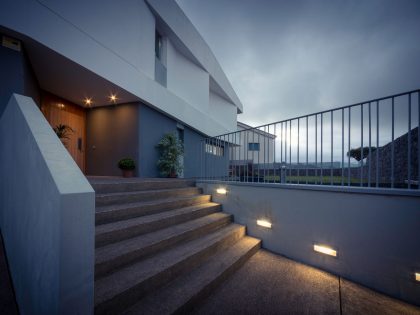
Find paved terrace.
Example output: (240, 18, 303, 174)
(194, 250, 420, 315)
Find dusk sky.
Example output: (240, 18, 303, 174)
(176, 0, 420, 127)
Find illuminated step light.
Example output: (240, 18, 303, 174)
(416, 273, 420, 282)
(216, 188, 227, 195)
(314, 244, 337, 257)
(256, 219, 272, 229)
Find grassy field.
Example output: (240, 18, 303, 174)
(263, 175, 366, 184)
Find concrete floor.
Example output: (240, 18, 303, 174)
(193, 250, 420, 315)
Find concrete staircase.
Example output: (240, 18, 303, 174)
(90, 178, 261, 315)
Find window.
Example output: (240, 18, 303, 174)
(248, 143, 260, 151)
(155, 31, 162, 60)
(206, 143, 224, 156)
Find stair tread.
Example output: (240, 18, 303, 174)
(95, 211, 228, 266)
(123, 236, 261, 315)
(96, 187, 200, 199)
(96, 202, 220, 236)
(94, 223, 244, 307)
(95, 194, 210, 214)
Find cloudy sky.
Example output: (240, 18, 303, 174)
(176, 0, 420, 127)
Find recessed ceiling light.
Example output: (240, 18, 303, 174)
(110, 94, 117, 103)
(85, 98, 92, 106)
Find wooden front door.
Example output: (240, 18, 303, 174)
(41, 92, 86, 173)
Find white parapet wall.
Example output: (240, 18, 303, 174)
(0, 94, 95, 315)
(197, 180, 420, 307)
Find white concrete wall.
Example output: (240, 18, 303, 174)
(0, 94, 95, 315)
(0, 0, 240, 136)
(197, 181, 420, 307)
(167, 40, 209, 111)
(209, 92, 237, 133)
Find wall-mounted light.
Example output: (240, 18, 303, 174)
(57, 103, 65, 109)
(256, 219, 272, 229)
(314, 244, 337, 257)
(216, 188, 227, 195)
(416, 273, 420, 282)
(84, 98, 92, 106)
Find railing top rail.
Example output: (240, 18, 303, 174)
(208, 88, 420, 139)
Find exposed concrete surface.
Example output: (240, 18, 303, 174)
(0, 234, 18, 315)
(194, 250, 340, 315)
(341, 279, 420, 315)
(194, 250, 420, 315)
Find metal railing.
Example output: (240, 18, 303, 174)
(199, 89, 420, 189)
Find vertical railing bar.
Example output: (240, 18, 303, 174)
(341, 108, 344, 186)
(331, 111, 333, 185)
(265, 125, 268, 183)
(391, 97, 395, 188)
(348, 108, 351, 186)
(268, 124, 271, 183)
(418, 91, 420, 190)
(306, 116, 309, 184)
(315, 115, 318, 185)
(258, 127, 261, 183)
(368, 102, 371, 187)
(246, 130, 249, 182)
(289, 120, 292, 181)
(273, 124, 276, 183)
(408, 93, 412, 189)
(360, 104, 364, 187)
(321, 114, 324, 184)
(297, 118, 300, 184)
(252, 128, 255, 182)
(376, 101, 379, 187)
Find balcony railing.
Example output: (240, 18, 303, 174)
(199, 89, 420, 189)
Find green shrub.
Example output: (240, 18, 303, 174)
(118, 158, 136, 170)
(156, 132, 184, 177)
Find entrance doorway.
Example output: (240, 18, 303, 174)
(41, 92, 86, 173)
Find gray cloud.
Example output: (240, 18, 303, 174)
(176, 0, 420, 127)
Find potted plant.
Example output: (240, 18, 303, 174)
(53, 124, 74, 147)
(118, 158, 136, 178)
(156, 132, 184, 178)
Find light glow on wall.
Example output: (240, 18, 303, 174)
(216, 188, 227, 195)
(416, 273, 420, 282)
(109, 94, 117, 103)
(314, 244, 337, 257)
(256, 219, 272, 229)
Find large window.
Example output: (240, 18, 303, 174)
(206, 143, 224, 156)
(248, 143, 260, 151)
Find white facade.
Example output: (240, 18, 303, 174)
(232, 122, 276, 164)
(0, 0, 242, 136)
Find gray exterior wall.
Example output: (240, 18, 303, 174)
(86, 103, 139, 176)
(197, 181, 420, 307)
(0, 94, 95, 315)
(0, 36, 40, 117)
(138, 103, 205, 178)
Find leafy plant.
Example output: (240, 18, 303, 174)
(347, 147, 376, 161)
(53, 124, 74, 140)
(156, 132, 184, 177)
(118, 158, 136, 170)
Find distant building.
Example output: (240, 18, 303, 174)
(232, 122, 276, 164)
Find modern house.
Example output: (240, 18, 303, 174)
(1, 1, 420, 315)
(0, 0, 242, 178)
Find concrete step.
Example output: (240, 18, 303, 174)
(90, 179, 195, 194)
(94, 224, 246, 315)
(95, 187, 202, 207)
(123, 237, 261, 315)
(95, 212, 231, 278)
(96, 194, 211, 225)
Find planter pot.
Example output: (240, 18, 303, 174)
(122, 169, 134, 178)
